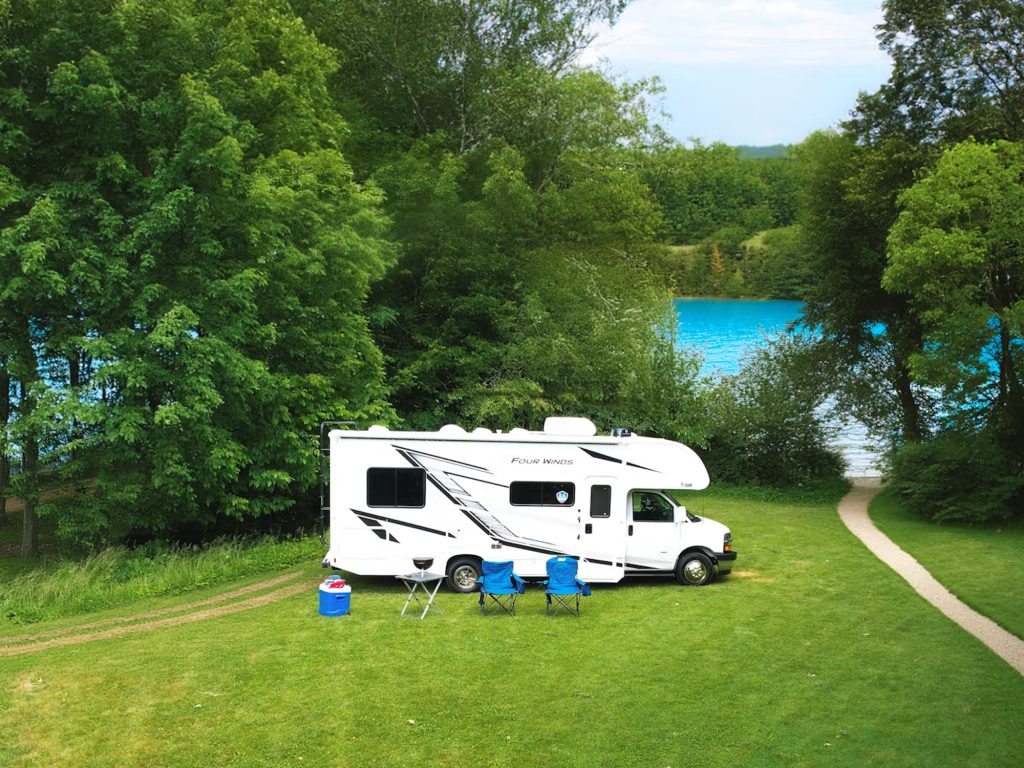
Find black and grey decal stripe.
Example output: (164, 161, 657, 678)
(581, 447, 621, 465)
(443, 471, 508, 489)
(393, 446, 492, 473)
(353, 509, 455, 538)
(580, 446, 655, 472)
(459, 509, 569, 558)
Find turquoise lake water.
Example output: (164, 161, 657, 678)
(673, 298, 804, 376)
(672, 297, 880, 476)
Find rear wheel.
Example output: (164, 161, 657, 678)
(446, 557, 482, 593)
(675, 552, 714, 586)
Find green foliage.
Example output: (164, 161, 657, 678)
(793, 131, 930, 445)
(658, 225, 811, 299)
(701, 337, 844, 486)
(348, 15, 686, 434)
(852, 0, 1024, 144)
(1, 0, 394, 547)
(641, 141, 804, 298)
(885, 140, 1024, 440)
(643, 142, 796, 246)
(887, 429, 1024, 524)
(0, 0, 845, 553)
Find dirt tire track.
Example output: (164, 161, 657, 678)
(1, 571, 305, 646)
(0, 575, 312, 657)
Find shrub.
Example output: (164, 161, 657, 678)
(887, 430, 1024, 524)
(702, 336, 844, 486)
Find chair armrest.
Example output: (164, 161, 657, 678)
(577, 580, 592, 597)
(511, 574, 526, 594)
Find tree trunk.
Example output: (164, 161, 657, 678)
(20, 434, 38, 557)
(19, 380, 39, 558)
(891, 315, 924, 443)
(894, 359, 922, 442)
(0, 367, 8, 530)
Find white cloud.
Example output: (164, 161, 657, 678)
(580, 0, 890, 68)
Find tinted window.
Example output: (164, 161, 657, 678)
(367, 468, 426, 508)
(510, 481, 575, 507)
(590, 485, 611, 518)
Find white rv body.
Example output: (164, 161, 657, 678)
(323, 418, 736, 589)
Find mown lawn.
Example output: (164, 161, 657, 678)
(869, 488, 1024, 639)
(2, 486, 1023, 767)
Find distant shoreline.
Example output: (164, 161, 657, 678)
(674, 295, 788, 302)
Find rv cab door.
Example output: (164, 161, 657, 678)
(577, 478, 626, 582)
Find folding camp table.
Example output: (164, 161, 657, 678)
(397, 572, 445, 619)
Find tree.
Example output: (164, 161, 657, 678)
(852, 0, 1024, 145)
(885, 140, 1024, 440)
(643, 143, 772, 245)
(293, 0, 628, 164)
(300, 0, 688, 433)
(0, 0, 394, 547)
(794, 131, 930, 446)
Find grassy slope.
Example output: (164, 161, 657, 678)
(869, 489, 1024, 639)
(2, 486, 1023, 767)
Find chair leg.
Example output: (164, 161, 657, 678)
(482, 592, 516, 616)
(548, 592, 580, 617)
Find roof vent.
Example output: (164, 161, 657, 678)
(611, 427, 633, 437)
(543, 417, 597, 436)
(367, 424, 389, 434)
(439, 424, 467, 435)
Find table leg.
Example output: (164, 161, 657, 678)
(419, 578, 444, 620)
(400, 581, 422, 617)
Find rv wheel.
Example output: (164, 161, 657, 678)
(447, 558, 482, 593)
(675, 552, 713, 586)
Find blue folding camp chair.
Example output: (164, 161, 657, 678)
(544, 556, 591, 616)
(477, 560, 525, 615)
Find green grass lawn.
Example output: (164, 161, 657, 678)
(868, 488, 1024, 639)
(2, 486, 1023, 767)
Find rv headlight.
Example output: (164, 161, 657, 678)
(723, 532, 733, 552)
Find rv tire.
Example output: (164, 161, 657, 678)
(447, 558, 482, 593)
(675, 552, 713, 586)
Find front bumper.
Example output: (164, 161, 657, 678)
(714, 550, 737, 574)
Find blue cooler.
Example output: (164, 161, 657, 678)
(319, 576, 352, 616)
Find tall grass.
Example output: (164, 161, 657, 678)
(0, 535, 323, 625)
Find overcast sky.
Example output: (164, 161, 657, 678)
(579, 0, 894, 146)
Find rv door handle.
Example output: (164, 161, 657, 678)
(585, 524, 592, 534)
(628, 524, 633, 536)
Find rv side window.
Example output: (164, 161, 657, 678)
(632, 492, 674, 522)
(510, 482, 575, 507)
(367, 468, 426, 508)
(590, 485, 611, 518)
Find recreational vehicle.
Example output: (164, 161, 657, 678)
(321, 417, 736, 591)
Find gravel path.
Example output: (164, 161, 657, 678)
(839, 477, 1024, 677)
